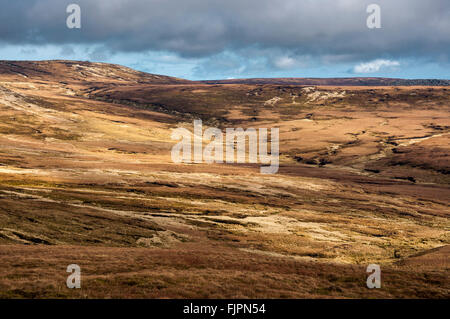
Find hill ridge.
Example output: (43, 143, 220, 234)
(1, 60, 448, 86)
(201, 77, 450, 86)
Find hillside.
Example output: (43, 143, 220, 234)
(0, 60, 448, 298)
(0, 60, 191, 84)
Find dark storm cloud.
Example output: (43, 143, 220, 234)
(0, 0, 449, 62)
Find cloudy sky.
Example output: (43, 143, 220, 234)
(0, 0, 449, 80)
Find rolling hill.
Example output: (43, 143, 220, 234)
(0, 60, 448, 298)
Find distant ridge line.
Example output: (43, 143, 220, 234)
(201, 77, 450, 86)
(0, 60, 448, 86)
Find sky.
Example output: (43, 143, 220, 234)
(0, 0, 449, 80)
